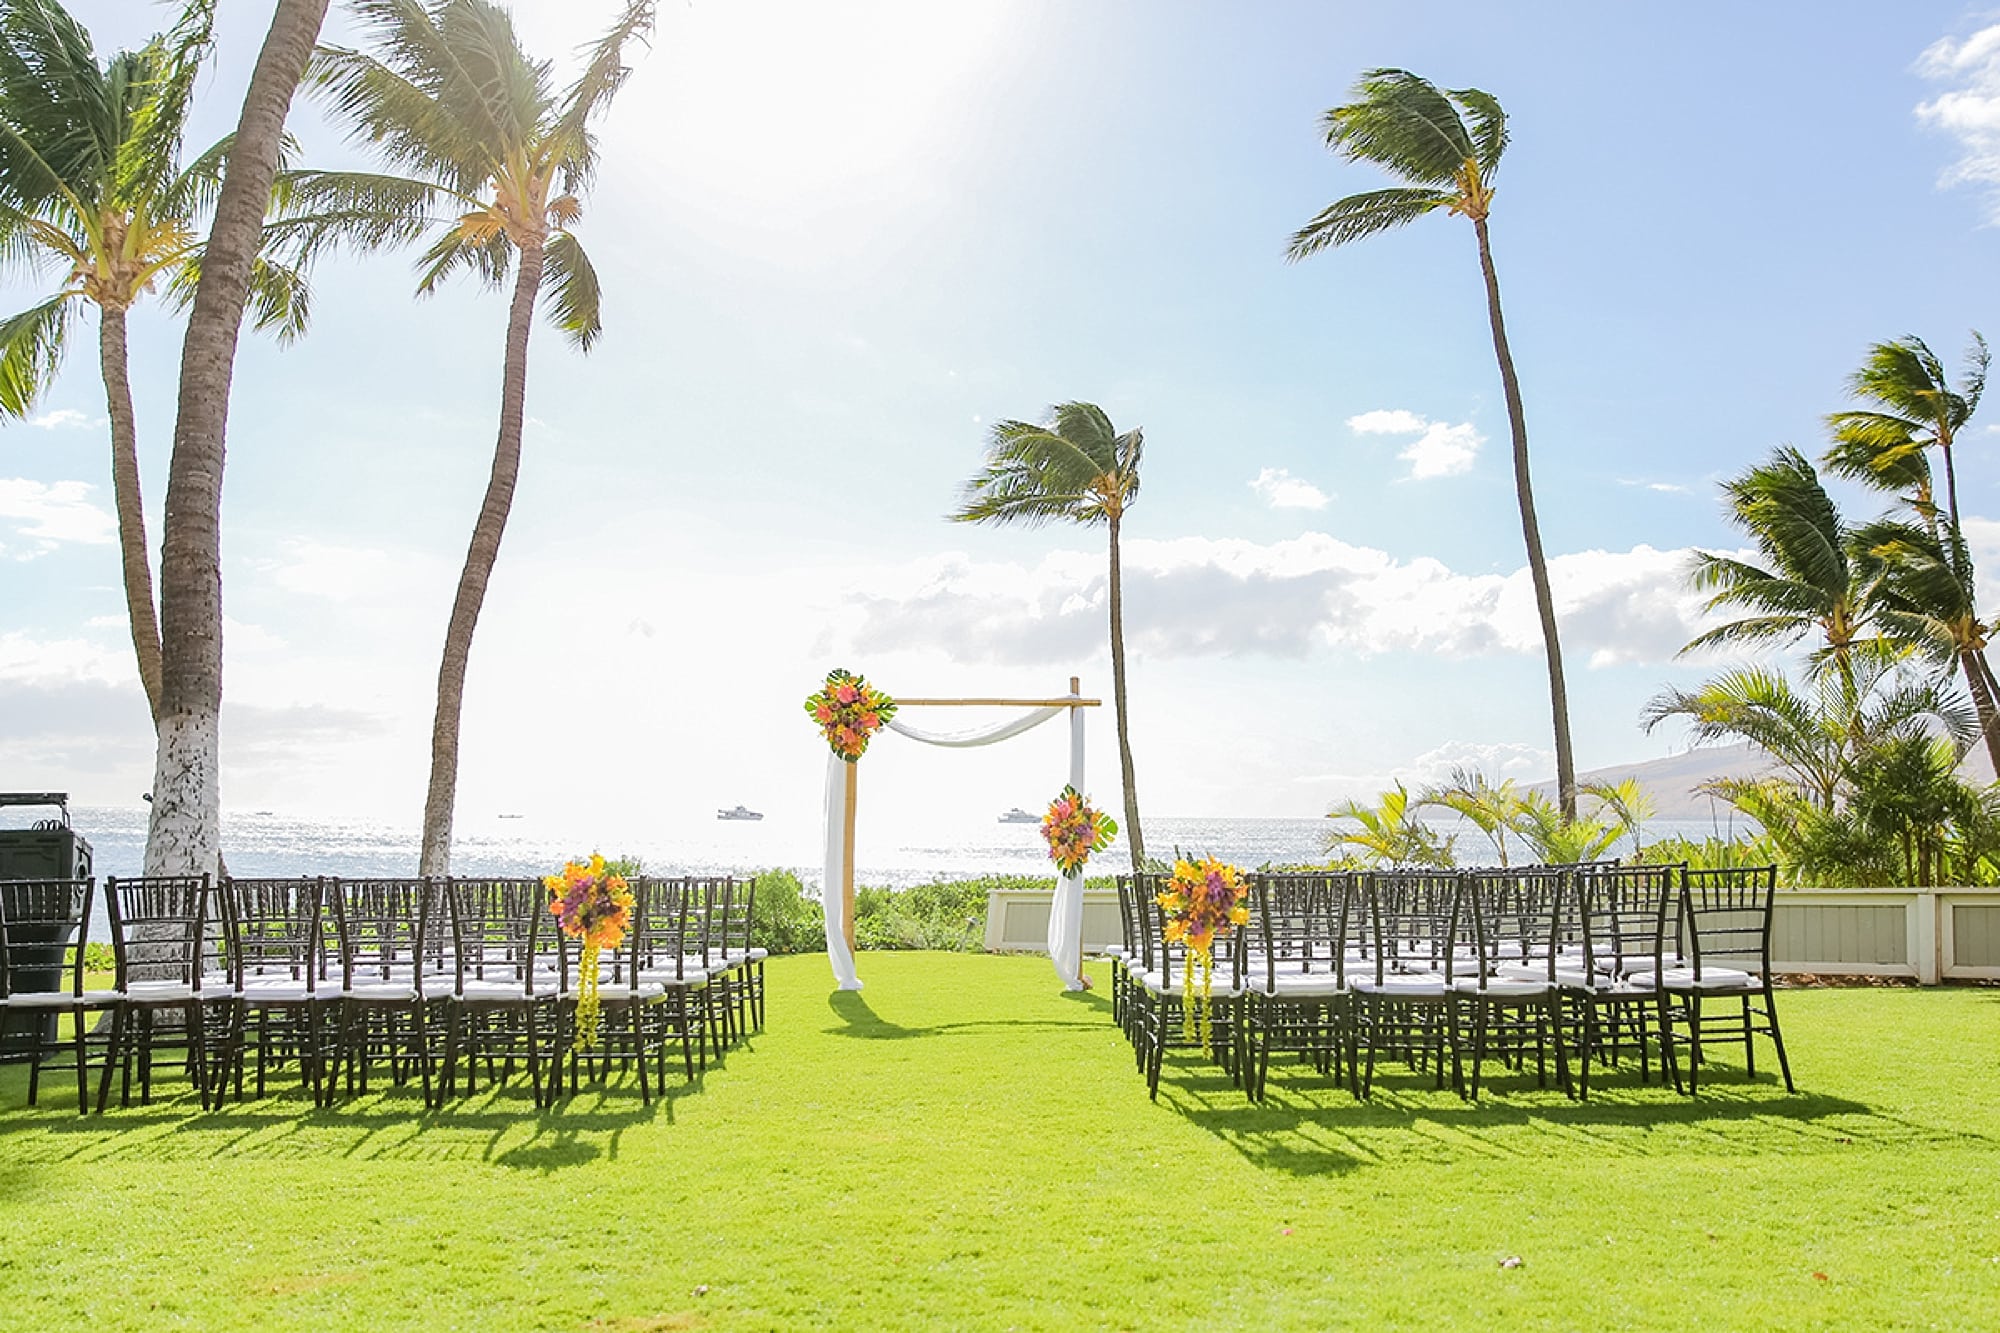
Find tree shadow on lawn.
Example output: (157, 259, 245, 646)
(825, 989, 1107, 1040)
(0, 1063, 681, 1171)
(1151, 1055, 1985, 1178)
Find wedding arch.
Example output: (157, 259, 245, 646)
(817, 677, 1102, 992)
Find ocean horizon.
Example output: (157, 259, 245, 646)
(18, 805, 1763, 891)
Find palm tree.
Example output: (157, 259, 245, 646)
(1287, 68, 1576, 818)
(1580, 777, 1656, 859)
(1325, 782, 1456, 868)
(1825, 333, 1986, 538)
(1825, 334, 2000, 768)
(274, 0, 656, 874)
(1641, 653, 1975, 813)
(145, 0, 332, 876)
(1505, 791, 1619, 865)
(1681, 447, 1873, 682)
(952, 403, 1148, 869)
(0, 0, 306, 722)
(1853, 517, 2000, 775)
(1416, 766, 1522, 866)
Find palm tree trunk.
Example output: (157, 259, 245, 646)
(418, 235, 546, 876)
(1106, 508, 1145, 872)
(145, 0, 330, 878)
(1959, 647, 2000, 778)
(99, 304, 164, 723)
(1472, 215, 1576, 820)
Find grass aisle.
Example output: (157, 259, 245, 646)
(1, 954, 1997, 1331)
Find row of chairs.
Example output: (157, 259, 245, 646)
(0, 873, 766, 1114)
(1107, 864, 1793, 1103)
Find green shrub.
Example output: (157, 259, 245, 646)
(748, 868, 827, 955)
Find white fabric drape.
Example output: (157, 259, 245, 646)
(885, 707, 1061, 747)
(1045, 703, 1087, 990)
(820, 698, 1087, 991)
(822, 752, 862, 991)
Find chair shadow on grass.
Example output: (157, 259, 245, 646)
(1148, 1052, 1989, 1179)
(825, 988, 1108, 1041)
(0, 1060, 684, 1171)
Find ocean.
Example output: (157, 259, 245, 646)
(17, 805, 1757, 890)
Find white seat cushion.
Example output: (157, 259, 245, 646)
(1641, 966, 1758, 992)
(1451, 976, 1551, 998)
(341, 981, 419, 1002)
(1351, 975, 1448, 997)
(124, 980, 199, 1003)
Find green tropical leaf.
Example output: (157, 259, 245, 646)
(0, 290, 73, 416)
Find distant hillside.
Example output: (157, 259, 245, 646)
(1530, 743, 1771, 820)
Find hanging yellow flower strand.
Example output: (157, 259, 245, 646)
(545, 854, 634, 1051)
(1156, 857, 1249, 1052)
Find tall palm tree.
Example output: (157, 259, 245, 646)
(1825, 333, 1999, 769)
(1852, 516, 2000, 775)
(1287, 68, 1576, 818)
(952, 402, 1149, 869)
(1681, 447, 1873, 683)
(273, 0, 655, 874)
(1825, 333, 1986, 538)
(0, 0, 306, 722)
(145, 0, 332, 877)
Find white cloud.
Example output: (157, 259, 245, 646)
(841, 533, 1721, 670)
(0, 479, 116, 548)
(1400, 421, 1483, 479)
(1248, 467, 1331, 510)
(0, 630, 134, 687)
(1344, 409, 1483, 479)
(1347, 408, 1427, 435)
(1917, 24, 2000, 219)
(27, 408, 101, 431)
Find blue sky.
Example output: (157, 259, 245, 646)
(6, 1, 2000, 844)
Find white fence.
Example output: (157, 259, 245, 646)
(982, 885, 2000, 984)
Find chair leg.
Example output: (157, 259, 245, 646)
(1764, 983, 1795, 1093)
(96, 1008, 124, 1114)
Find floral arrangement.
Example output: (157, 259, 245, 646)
(1040, 785, 1117, 876)
(545, 853, 634, 1051)
(805, 667, 898, 761)
(1156, 856, 1250, 1051)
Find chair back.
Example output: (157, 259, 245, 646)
(1682, 866, 1778, 980)
(1576, 864, 1679, 978)
(104, 875, 209, 991)
(0, 878, 91, 1000)
(1360, 871, 1464, 982)
(221, 877, 326, 992)
(626, 876, 697, 983)
(327, 878, 437, 992)
(1463, 867, 1565, 986)
(1252, 871, 1351, 993)
(445, 878, 547, 996)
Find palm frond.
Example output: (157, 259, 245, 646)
(1322, 68, 1473, 185)
(414, 217, 511, 295)
(261, 168, 453, 267)
(540, 229, 599, 351)
(550, 0, 654, 191)
(0, 290, 75, 417)
(1450, 85, 1508, 177)
(112, 1, 213, 205)
(0, 0, 112, 206)
(1285, 185, 1451, 260)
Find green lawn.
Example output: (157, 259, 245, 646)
(1, 954, 1996, 1331)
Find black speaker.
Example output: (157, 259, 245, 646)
(0, 794, 94, 1061)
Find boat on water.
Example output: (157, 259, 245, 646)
(998, 807, 1039, 824)
(717, 805, 764, 822)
